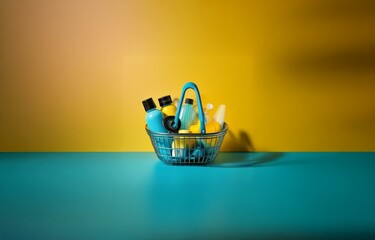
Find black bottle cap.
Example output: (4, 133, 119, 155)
(142, 98, 156, 111)
(158, 95, 172, 107)
(185, 98, 194, 105)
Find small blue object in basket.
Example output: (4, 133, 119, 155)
(146, 82, 227, 165)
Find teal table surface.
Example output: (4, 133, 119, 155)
(1, 152, 375, 240)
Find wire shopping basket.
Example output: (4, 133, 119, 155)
(146, 82, 227, 165)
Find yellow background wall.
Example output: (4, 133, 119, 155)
(0, 0, 374, 151)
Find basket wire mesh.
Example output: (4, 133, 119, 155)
(146, 123, 227, 165)
(145, 82, 227, 165)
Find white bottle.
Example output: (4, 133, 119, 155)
(213, 104, 226, 129)
(204, 103, 213, 123)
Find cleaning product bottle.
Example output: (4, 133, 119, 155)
(189, 103, 221, 134)
(171, 130, 195, 157)
(213, 104, 226, 129)
(179, 98, 196, 130)
(158, 95, 177, 117)
(142, 98, 167, 133)
(204, 103, 214, 123)
(177, 130, 195, 148)
(193, 103, 213, 124)
(189, 121, 221, 134)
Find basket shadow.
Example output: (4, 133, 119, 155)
(208, 128, 284, 167)
(209, 152, 284, 168)
(221, 128, 255, 152)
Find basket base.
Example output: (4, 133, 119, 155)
(157, 155, 215, 165)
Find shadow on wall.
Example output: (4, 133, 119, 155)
(221, 129, 255, 152)
(215, 129, 284, 168)
(280, 0, 375, 75)
(284, 46, 375, 74)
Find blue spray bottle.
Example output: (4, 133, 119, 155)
(142, 98, 167, 133)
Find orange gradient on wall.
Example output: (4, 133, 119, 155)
(0, 0, 374, 151)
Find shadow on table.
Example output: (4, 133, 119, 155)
(209, 129, 283, 168)
(209, 152, 284, 168)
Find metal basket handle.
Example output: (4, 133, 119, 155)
(173, 82, 206, 134)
